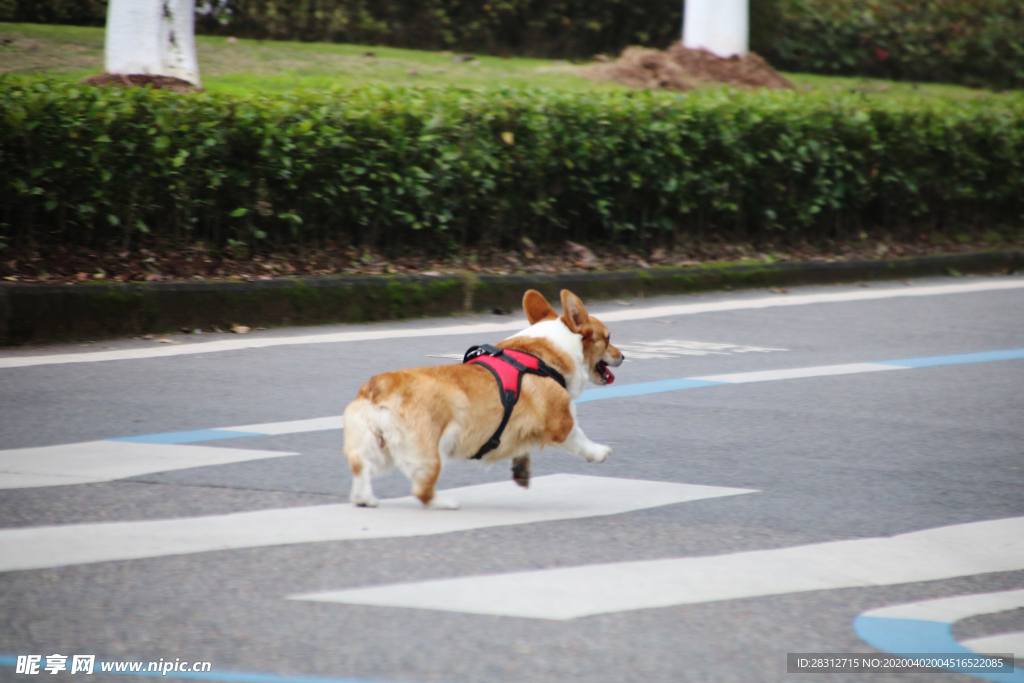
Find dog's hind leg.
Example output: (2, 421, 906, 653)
(398, 450, 458, 510)
(349, 461, 378, 507)
(346, 440, 380, 507)
(401, 423, 459, 509)
(511, 453, 531, 488)
(343, 399, 392, 507)
(410, 457, 453, 509)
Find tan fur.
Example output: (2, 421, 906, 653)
(342, 289, 622, 507)
(524, 290, 560, 324)
(559, 290, 623, 386)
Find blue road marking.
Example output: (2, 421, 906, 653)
(855, 616, 967, 655)
(854, 616, 1022, 682)
(111, 430, 267, 444)
(0, 656, 407, 683)
(578, 348, 1024, 403)
(877, 348, 1024, 368)
(576, 378, 727, 403)
(109, 348, 1024, 443)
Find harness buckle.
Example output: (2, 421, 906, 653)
(462, 344, 503, 364)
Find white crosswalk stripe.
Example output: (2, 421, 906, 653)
(292, 517, 1024, 620)
(0, 441, 298, 489)
(0, 475, 754, 572)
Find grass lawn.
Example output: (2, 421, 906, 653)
(1, 21, 1016, 103)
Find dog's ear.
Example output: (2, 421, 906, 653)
(523, 289, 558, 324)
(560, 289, 589, 333)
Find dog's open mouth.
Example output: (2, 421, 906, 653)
(596, 360, 615, 384)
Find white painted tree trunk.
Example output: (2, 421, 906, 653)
(682, 0, 748, 58)
(105, 0, 201, 86)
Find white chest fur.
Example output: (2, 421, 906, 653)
(508, 320, 587, 398)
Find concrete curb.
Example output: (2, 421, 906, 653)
(1, 250, 1021, 344)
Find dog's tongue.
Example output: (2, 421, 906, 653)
(596, 361, 615, 384)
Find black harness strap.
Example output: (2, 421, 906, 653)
(463, 344, 567, 459)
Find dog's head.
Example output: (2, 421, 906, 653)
(522, 289, 624, 385)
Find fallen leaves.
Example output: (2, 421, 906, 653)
(565, 240, 598, 266)
(0, 230, 1016, 288)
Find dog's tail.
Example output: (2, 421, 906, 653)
(343, 391, 393, 477)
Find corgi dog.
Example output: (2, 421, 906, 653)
(342, 289, 624, 509)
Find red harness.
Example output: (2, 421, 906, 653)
(463, 344, 567, 459)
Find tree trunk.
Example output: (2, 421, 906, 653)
(105, 0, 201, 86)
(682, 0, 748, 58)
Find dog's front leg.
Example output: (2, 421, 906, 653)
(558, 405, 611, 463)
(511, 454, 531, 488)
(561, 423, 611, 463)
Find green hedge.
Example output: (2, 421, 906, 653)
(758, 0, 1024, 90)
(0, 0, 105, 26)
(2, 80, 1022, 254)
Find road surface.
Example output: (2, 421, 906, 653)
(1, 275, 1022, 683)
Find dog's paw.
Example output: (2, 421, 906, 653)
(585, 444, 612, 463)
(352, 494, 379, 507)
(427, 496, 460, 510)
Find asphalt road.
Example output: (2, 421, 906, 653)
(1, 275, 1023, 683)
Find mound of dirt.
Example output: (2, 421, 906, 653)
(582, 43, 793, 92)
(79, 73, 201, 93)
